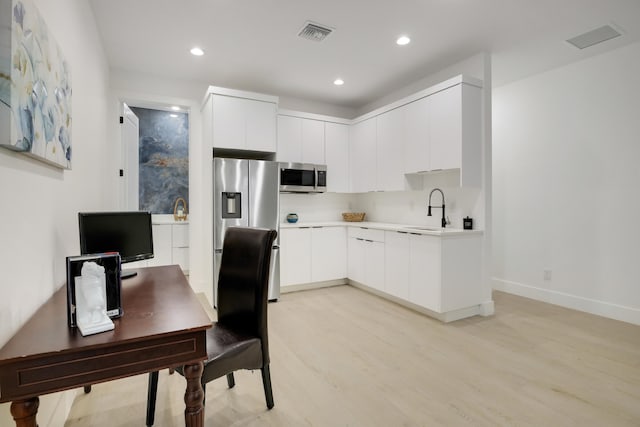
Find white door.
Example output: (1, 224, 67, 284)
(121, 103, 139, 210)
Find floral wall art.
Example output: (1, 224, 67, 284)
(0, 0, 72, 169)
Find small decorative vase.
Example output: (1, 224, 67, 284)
(286, 213, 298, 223)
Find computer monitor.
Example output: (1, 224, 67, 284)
(78, 211, 154, 278)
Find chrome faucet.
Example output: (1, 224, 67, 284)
(428, 188, 448, 228)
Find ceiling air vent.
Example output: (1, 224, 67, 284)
(566, 25, 621, 49)
(298, 21, 334, 42)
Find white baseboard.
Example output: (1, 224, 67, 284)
(281, 279, 347, 294)
(492, 277, 640, 326)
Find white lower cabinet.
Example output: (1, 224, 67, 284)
(284, 224, 483, 321)
(348, 227, 385, 292)
(131, 222, 190, 273)
(280, 227, 312, 286)
(311, 227, 347, 282)
(408, 233, 441, 312)
(384, 231, 410, 300)
(281, 226, 347, 287)
(408, 233, 482, 313)
(147, 224, 173, 267)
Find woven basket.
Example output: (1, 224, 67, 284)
(342, 212, 366, 222)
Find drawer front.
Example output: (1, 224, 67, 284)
(348, 227, 384, 242)
(0, 331, 206, 403)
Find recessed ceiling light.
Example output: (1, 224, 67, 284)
(171, 106, 181, 111)
(334, 78, 344, 86)
(396, 36, 411, 46)
(170, 114, 178, 118)
(190, 47, 204, 56)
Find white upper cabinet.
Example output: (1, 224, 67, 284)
(204, 87, 278, 153)
(376, 107, 406, 191)
(302, 119, 325, 164)
(404, 96, 431, 174)
(349, 118, 377, 193)
(403, 81, 482, 186)
(276, 115, 302, 162)
(212, 95, 245, 150)
(245, 99, 277, 152)
(276, 115, 325, 164)
(430, 84, 462, 171)
(325, 122, 350, 193)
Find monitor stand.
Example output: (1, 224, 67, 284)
(121, 270, 138, 279)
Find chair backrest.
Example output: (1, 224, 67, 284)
(217, 227, 277, 360)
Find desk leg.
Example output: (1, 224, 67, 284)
(183, 361, 204, 427)
(10, 397, 39, 427)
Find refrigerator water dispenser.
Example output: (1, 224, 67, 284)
(222, 192, 242, 219)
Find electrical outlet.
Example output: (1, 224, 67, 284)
(544, 269, 552, 281)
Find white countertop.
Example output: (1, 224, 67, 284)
(152, 214, 189, 225)
(280, 221, 482, 236)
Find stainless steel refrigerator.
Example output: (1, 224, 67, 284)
(213, 158, 280, 304)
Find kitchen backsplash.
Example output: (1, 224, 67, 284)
(280, 171, 484, 229)
(280, 192, 352, 223)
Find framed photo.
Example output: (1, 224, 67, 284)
(66, 253, 122, 328)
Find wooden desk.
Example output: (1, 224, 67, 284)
(0, 265, 212, 427)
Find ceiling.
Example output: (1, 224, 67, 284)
(89, 0, 640, 110)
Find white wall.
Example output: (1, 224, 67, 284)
(0, 0, 112, 425)
(492, 40, 640, 325)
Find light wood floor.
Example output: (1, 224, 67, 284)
(65, 286, 640, 426)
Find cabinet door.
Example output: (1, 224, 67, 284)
(148, 224, 172, 267)
(376, 108, 406, 191)
(384, 231, 410, 300)
(409, 234, 441, 312)
(429, 85, 461, 171)
(311, 227, 347, 282)
(172, 223, 189, 247)
(365, 240, 385, 292)
(349, 118, 377, 192)
(404, 96, 430, 174)
(245, 99, 277, 152)
(325, 122, 349, 193)
(280, 228, 312, 286)
(212, 95, 245, 150)
(172, 247, 189, 272)
(302, 119, 325, 164)
(277, 115, 302, 162)
(347, 237, 366, 284)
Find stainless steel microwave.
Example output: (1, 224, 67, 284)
(279, 163, 327, 193)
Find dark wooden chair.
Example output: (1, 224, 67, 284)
(146, 227, 277, 426)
